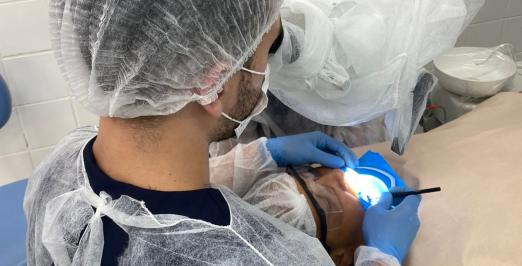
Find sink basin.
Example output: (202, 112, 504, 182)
(433, 47, 517, 97)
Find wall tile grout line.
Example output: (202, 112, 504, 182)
(30, 145, 55, 152)
(0, 144, 55, 159)
(2, 49, 54, 60)
(0, 0, 40, 7)
(12, 105, 34, 166)
(14, 107, 29, 148)
(15, 96, 72, 108)
(69, 98, 81, 128)
(0, 148, 29, 159)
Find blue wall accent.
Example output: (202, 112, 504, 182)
(0, 74, 12, 128)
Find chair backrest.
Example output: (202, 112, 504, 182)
(0, 179, 28, 266)
(0, 73, 12, 129)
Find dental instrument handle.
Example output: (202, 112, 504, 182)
(392, 187, 441, 197)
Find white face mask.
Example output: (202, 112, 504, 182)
(222, 65, 270, 138)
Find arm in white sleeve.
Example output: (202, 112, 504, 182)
(355, 246, 401, 266)
(209, 137, 280, 197)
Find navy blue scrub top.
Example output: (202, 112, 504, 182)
(83, 138, 230, 265)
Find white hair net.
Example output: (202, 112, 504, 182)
(49, 0, 282, 118)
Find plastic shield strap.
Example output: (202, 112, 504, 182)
(268, 0, 484, 154)
(270, 0, 333, 78)
(300, 173, 344, 232)
(389, 71, 437, 155)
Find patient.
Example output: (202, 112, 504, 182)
(248, 168, 364, 265)
(211, 164, 365, 265)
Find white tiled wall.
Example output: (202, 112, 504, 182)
(0, 0, 99, 185)
(0, 0, 521, 185)
(457, 0, 522, 52)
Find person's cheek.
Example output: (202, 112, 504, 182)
(335, 188, 365, 235)
(337, 189, 363, 215)
(326, 187, 365, 250)
(333, 172, 350, 192)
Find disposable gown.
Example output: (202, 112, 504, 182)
(24, 127, 332, 265)
(25, 126, 398, 265)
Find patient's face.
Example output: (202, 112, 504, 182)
(295, 168, 365, 265)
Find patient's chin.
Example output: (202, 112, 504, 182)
(330, 245, 358, 266)
(327, 190, 365, 250)
(326, 218, 364, 265)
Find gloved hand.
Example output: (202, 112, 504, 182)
(362, 187, 421, 263)
(266, 131, 358, 169)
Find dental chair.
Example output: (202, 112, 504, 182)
(0, 72, 26, 265)
(0, 179, 27, 266)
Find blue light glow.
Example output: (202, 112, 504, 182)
(343, 168, 389, 210)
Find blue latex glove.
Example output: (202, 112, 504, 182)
(363, 187, 421, 263)
(266, 131, 358, 169)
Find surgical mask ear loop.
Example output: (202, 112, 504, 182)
(241, 67, 267, 76)
(220, 65, 270, 138)
(288, 166, 331, 254)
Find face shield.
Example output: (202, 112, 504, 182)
(289, 166, 364, 253)
(267, 0, 484, 154)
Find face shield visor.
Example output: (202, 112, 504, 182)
(268, 0, 483, 154)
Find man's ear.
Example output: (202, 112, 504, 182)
(203, 71, 239, 118)
(202, 98, 223, 119)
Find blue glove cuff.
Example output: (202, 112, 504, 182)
(266, 138, 284, 167)
(372, 244, 403, 263)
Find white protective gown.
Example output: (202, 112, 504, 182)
(24, 127, 332, 265)
(24, 126, 397, 265)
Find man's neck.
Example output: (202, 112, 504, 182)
(92, 117, 211, 192)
